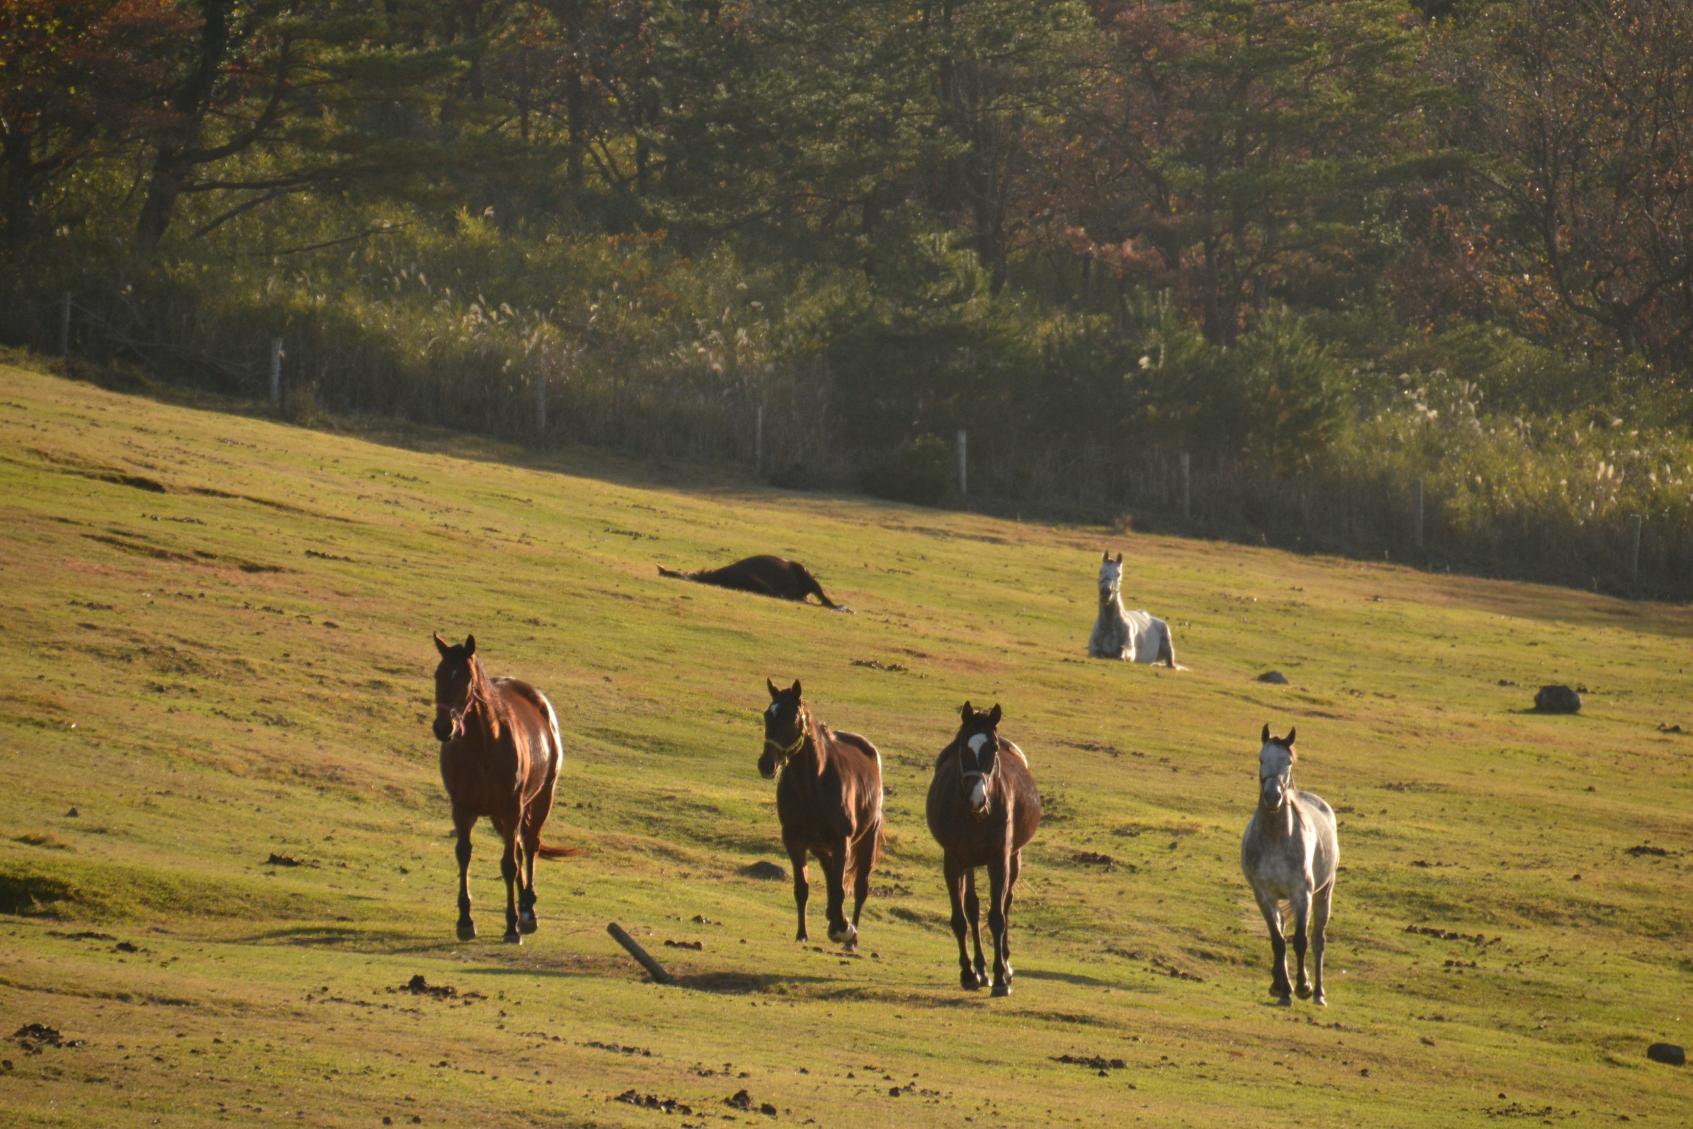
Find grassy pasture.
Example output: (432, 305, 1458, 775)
(0, 362, 1689, 1127)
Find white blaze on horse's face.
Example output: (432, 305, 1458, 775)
(964, 732, 993, 815)
(1259, 741, 1294, 808)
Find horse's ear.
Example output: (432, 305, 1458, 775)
(1101, 550, 1109, 563)
(959, 701, 973, 721)
(433, 632, 450, 657)
(1261, 722, 1271, 744)
(790, 679, 802, 699)
(987, 703, 1002, 727)
(1114, 551, 1123, 564)
(1285, 726, 1296, 747)
(463, 634, 476, 657)
(767, 677, 780, 700)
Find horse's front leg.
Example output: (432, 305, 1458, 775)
(821, 842, 853, 946)
(452, 808, 477, 941)
(786, 841, 810, 942)
(1254, 889, 1291, 1004)
(986, 853, 1012, 997)
(1001, 850, 1022, 983)
(962, 869, 987, 988)
(944, 860, 978, 990)
(1290, 887, 1314, 999)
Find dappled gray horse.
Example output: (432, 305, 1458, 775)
(1240, 725, 1338, 1006)
(1087, 552, 1176, 666)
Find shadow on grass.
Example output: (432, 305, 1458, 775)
(1016, 967, 1121, 990)
(672, 970, 831, 994)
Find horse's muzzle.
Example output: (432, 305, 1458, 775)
(433, 705, 460, 742)
(758, 752, 778, 779)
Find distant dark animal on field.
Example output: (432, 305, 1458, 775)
(925, 702, 1041, 996)
(758, 678, 884, 948)
(1241, 724, 1338, 1006)
(432, 632, 569, 944)
(659, 555, 844, 609)
(1088, 551, 1177, 667)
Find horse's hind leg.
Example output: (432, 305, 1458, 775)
(495, 816, 523, 944)
(945, 861, 979, 990)
(821, 843, 853, 946)
(963, 870, 987, 988)
(787, 842, 810, 942)
(848, 824, 877, 941)
(1310, 883, 1333, 1006)
(452, 809, 477, 941)
(1000, 851, 1022, 984)
(1254, 889, 1291, 1003)
(517, 824, 539, 934)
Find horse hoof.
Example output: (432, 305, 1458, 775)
(1274, 994, 1292, 1007)
(519, 912, 538, 935)
(828, 924, 857, 946)
(1313, 993, 1327, 1007)
(503, 930, 522, 945)
(991, 981, 1011, 998)
(1296, 983, 1313, 1000)
(794, 930, 808, 943)
(456, 921, 477, 942)
(961, 970, 981, 990)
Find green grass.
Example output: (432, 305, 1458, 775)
(1, 361, 1690, 1127)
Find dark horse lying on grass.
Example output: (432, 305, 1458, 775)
(432, 632, 570, 944)
(659, 554, 845, 609)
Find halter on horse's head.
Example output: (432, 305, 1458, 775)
(954, 701, 1004, 818)
(1258, 722, 1298, 810)
(760, 678, 810, 779)
(432, 632, 486, 742)
(1098, 550, 1125, 601)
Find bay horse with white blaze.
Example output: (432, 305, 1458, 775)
(432, 632, 567, 943)
(758, 679, 884, 948)
(925, 703, 1040, 996)
(1240, 724, 1338, 1005)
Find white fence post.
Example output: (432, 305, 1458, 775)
(1630, 513, 1642, 585)
(957, 429, 968, 498)
(1179, 451, 1191, 520)
(269, 338, 284, 408)
(1414, 478, 1425, 551)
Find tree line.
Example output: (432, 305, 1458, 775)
(4, 1, 1691, 589)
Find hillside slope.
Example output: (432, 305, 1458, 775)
(1, 364, 1689, 1127)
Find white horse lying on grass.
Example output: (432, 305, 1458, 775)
(1087, 552, 1177, 667)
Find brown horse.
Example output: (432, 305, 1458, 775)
(660, 555, 843, 609)
(925, 702, 1041, 996)
(432, 632, 567, 943)
(758, 679, 884, 948)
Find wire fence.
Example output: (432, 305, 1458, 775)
(9, 288, 1690, 600)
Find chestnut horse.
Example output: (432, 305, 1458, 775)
(660, 555, 843, 609)
(925, 703, 1041, 996)
(432, 632, 567, 943)
(758, 679, 884, 948)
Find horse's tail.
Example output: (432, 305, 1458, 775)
(535, 837, 583, 859)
